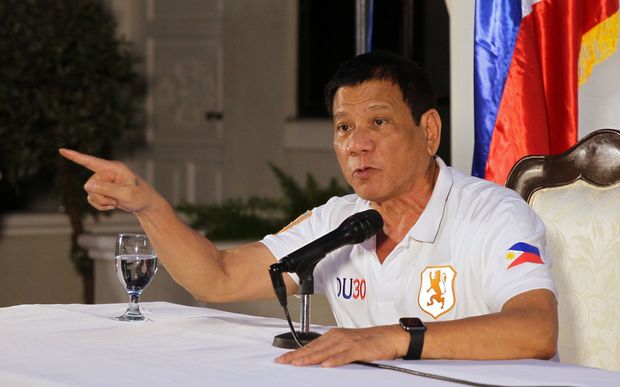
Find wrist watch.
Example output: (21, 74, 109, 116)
(399, 317, 426, 360)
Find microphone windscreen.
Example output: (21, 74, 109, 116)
(342, 209, 383, 243)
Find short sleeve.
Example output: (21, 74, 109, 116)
(260, 196, 349, 284)
(481, 196, 557, 312)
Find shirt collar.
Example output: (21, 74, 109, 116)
(408, 157, 452, 243)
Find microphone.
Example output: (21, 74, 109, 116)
(271, 209, 383, 274)
(269, 209, 383, 348)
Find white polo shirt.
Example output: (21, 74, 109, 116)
(261, 158, 556, 328)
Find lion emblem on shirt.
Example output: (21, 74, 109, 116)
(418, 265, 457, 319)
(427, 270, 447, 308)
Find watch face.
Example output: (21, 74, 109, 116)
(400, 317, 426, 330)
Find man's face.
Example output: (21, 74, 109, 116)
(332, 79, 440, 202)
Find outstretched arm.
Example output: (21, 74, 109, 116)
(276, 288, 557, 367)
(59, 149, 297, 302)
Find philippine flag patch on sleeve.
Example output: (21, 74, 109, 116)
(505, 242, 544, 269)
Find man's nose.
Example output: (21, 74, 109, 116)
(347, 126, 375, 154)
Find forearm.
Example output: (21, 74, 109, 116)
(421, 290, 558, 360)
(133, 193, 288, 303)
(133, 195, 226, 299)
(422, 312, 556, 360)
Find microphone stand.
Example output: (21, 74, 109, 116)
(272, 265, 322, 349)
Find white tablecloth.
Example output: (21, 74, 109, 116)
(1, 302, 619, 387)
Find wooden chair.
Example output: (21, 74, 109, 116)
(506, 128, 620, 370)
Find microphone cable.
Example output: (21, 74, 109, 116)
(282, 304, 304, 348)
(280, 309, 576, 387)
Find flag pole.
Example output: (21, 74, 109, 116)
(356, 0, 369, 54)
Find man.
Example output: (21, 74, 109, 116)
(60, 51, 558, 367)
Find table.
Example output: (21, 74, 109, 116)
(1, 302, 618, 386)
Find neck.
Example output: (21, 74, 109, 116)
(372, 159, 439, 262)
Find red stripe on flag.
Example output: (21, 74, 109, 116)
(483, 0, 618, 184)
(582, 0, 619, 33)
(507, 252, 544, 269)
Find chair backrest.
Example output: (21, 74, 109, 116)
(506, 128, 620, 371)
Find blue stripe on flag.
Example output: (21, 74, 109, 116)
(508, 242, 540, 255)
(473, 0, 522, 177)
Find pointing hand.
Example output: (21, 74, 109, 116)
(59, 148, 160, 214)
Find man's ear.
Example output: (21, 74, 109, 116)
(421, 109, 441, 156)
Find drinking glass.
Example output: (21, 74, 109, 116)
(114, 233, 158, 321)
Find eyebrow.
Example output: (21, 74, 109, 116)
(333, 111, 347, 120)
(333, 104, 392, 119)
(367, 104, 391, 112)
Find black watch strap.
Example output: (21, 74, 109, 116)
(400, 317, 426, 360)
(404, 329, 424, 360)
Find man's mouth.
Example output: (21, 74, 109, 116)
(352, 166, 376, 178)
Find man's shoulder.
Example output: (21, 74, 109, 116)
(444, 166, 536, 226)
(448, 166, 523, 203)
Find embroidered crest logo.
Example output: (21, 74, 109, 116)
(418, 265, 457, 319)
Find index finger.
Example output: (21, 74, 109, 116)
(58, 148, 116, 173)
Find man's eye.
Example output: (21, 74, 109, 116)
(375, 118, 386, 126)
(337, 124, 351, 132)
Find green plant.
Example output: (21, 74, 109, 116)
(0, 0, 145, 303)
(177, 164, 351, 240)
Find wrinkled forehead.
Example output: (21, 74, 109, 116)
(332, 79, 410, 116)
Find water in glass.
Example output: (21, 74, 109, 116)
(114, 234, 158, 321)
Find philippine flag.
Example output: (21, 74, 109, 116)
(473, 0, 619, 184)
(505, 242, 544, 269)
